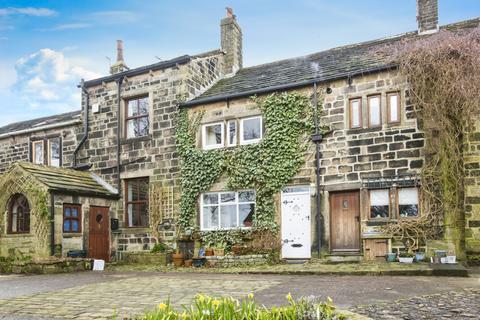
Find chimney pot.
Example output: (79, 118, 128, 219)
(116, 40, 124, 62)
(226, 7, 234, 18)
(221, 8, 242, 75)
(110, 40, 128, 75)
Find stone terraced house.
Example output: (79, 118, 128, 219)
(0, 0, 479, 263)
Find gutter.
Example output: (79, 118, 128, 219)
(0, 120, 81, 139)
(73, 79, 89, 167)
(181, 64, 397, 108)
(312, 83, 324, 258)
(116, 76, 125, 194)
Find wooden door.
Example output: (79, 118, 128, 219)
(88, 206, 110, 262)
(330, 191, 360, 252)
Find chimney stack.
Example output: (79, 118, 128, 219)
(110, 40, 128, 75)
(221, 7, 243, 75)
(417, 0, 439, 34)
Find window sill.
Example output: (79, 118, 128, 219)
(121, 136, 151, 145)
(120, 227, 151, 233)
(200, 227, 252, 232)
(4, 233, 33, 237)
(346, 127, 382, 134)
(63, 233, 83, 238)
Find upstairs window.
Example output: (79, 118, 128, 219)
(387, 92, 401, 124)
(368, 95, 381, 127)
(202, 122, 224, 149)
(32, 141, 44, 165)
(201, 191, 255, 230)
(349, 98, 362, 128)
(63, 204, 81, 233)
(227, 120, 237, 147)
(125, 178, 149, 227)
(398, 188, 419, 218)
(240, 116, 262, 145)
(48, 138, 61, 167)
(8, 194, 30, 234)
(31, 138, 61, 167)
(126, 96, 149, 139)
(370, 189, 389, 219)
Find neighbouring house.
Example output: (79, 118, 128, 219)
(0, 0, 479, 263)
(0, 162, 117, 260)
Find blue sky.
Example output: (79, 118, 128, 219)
(0, 0, 478, 126)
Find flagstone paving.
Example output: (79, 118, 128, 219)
(0, 270, 479, 319)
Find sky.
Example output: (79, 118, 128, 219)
(0, 0, 478, 127)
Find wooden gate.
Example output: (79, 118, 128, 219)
(88, 206, 110, 262)
(330, 191, 360, 252)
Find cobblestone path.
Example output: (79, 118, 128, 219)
(0, 276, 277, 320)
(351, 288, 480, 320)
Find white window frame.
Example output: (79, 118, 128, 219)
(202, 122, 225, 150)
(32, 140, 44, 165)
(398, 187, 420, 218)
(47, 138, 61, 167)
(227, 119, 237, 147)
(240, 116, 263, 145)
(200, 191, 255, 231)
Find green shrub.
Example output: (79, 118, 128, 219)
(138, 293, 345, 320)
(150, 243, 168, 254)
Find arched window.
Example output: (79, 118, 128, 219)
(8, 194, 30, 234)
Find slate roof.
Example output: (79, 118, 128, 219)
(184, 18, 479, 107)
(0, 110, 81, 136)
(15, 162, 118, 198)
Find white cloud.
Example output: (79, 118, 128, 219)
(0, 7, 56, 17)
(12, 48, 100, 113)
(47, 23, 91, 31)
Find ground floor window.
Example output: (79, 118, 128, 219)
(125, 177, 149, 227)
(398, 188, 419, 217)
(200, 191, 255, 230)
(8, 194, 30, 234)
(63, 204, 81, 233)
(368, 187, 420, 220)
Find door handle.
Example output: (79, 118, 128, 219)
(283, 200, 293, 205)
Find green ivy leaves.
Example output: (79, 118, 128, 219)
(176, 92, 316, 232)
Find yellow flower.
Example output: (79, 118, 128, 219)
(158, 303, 168, 310)
(212, 299, 221, 307)
(248, 293, 254, 300)
(197, 294, 205, 302)
(286, 293, 293, 302)
(180, 312, 188, 319)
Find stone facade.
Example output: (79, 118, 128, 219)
(0, 120, 81, 173)
(465, 116, 480, 257)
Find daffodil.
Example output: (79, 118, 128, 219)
(158, 303, 167, 310)
(248, 293, 254, 300)
(212, 299, 221, 307)
(286, 293, 293, 302)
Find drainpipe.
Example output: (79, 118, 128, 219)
(50, 193, 55, 256)
(73, 79, 89, 168)
(116, 76, 125, 194)
(312, 82, 324, 258)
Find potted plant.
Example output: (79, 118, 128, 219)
(398, 252, 415, 263)
(386, 252, 397, 262)
(213, 241, 225, 256)
(184, 259, 193, 267)
(172, 229, 184, 267)
(415, 251, 426, 262)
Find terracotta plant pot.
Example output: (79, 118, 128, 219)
(231, 244, 242, 256)
(205, 248, 214, 256)
(184, 259, 193, 267)
(214, 248, 225, 256)
(172, 253, 184, 267)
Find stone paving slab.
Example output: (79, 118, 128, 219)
(350, 288, 480, 320)
(0, 276, 277, 319)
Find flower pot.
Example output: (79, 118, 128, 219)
(399, 257, 414, 263)
(184, 259, 193, 267)
(214, 248, 225, 256)
(205, 248, 214, 256)
(415, 252, 425, 262)
(172, 253, 184, 267)
(231, 244, 242, 256)
(192, 258, 206, 268)
(386, 253, 397, 262)
(440, 257, 447, 264)
(446, 256, 456, 264)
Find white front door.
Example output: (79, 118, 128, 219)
(281, 186, 311, 259)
